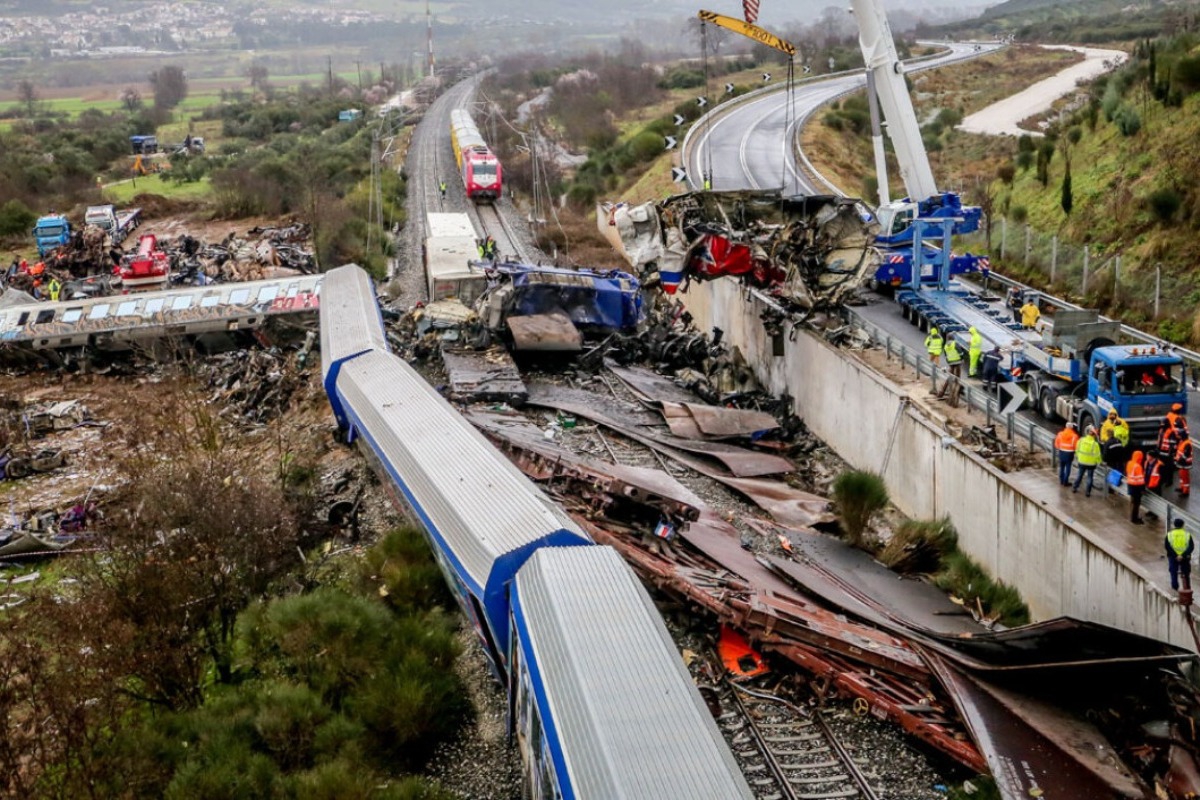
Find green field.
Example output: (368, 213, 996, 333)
(102, 175, 214, 204)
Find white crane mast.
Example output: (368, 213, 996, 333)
(848, 0, 938, 205)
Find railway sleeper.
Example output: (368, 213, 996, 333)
(778, 757, 837, 769)
(763, 731, 825, 743)
(783, 771, 851, 785)
(796, 789, 860, 800)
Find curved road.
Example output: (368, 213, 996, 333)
(685, 42, 999, 195)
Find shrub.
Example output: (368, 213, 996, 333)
(0, 198, 36, 238)
(832, 470, 889, 547)
(1147, 187, 1181, 222)
(1113, 104, 1141, 136)
(657, 68, 705, 90)
(935, 551, 1029, 627)
(878, 517, 958, 574)
(357, 527, 453, 614)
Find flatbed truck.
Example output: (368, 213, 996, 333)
(85, 204, 142, 247)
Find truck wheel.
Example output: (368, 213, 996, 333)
(1079, 411, 1096, 435)
(1039, 386, 1062, 421)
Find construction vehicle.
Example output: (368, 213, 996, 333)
(130, 135, 159, 154)
(117, 234, 170, 291)
(32, 214, 72, 257)
(850, 0, 987, 288)
(85, 204, 142, 247)
(896, 243, 1185, 446)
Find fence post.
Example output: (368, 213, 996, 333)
(1000, 217, 1007, 260)
(1155, 263, 1162, 319)
(1024, 224, 1032, 268)
(1050, 235, 1058, 283)
(1082, 245, 1089, 294)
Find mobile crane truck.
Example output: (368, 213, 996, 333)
(850, 0, 1186, 439)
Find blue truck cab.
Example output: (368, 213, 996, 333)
(32, 214, 72, 257)
(1083, 346, 1187, 446)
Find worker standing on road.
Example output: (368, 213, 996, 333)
(1175, 422, 1193, 497)
(1157, 420, 1182, 490)
(47, 277, 61, 302)
(938, 339, 964, 402)
(1126, 451, 1146, 524)
(924, 326, 943, 365)
(1020, 297, 1041, 329)
(1072, 425, 1103, 496)
(1054, 422, 1080, 486)
(981, 346, 1002, 392)
(439, 178, 447, 198)
(1100, 409, 1119, 443)
(1166, 403, 1188, 435)
(968, 326, 983, 377)
(1166, 519, 1194, 591)
(1107, 416, 1131, 471)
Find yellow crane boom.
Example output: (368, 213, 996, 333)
(697, 10, 797, 58)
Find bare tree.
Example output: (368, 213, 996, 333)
(149, 65, 188, 110)
(16, 79, 38, 118)
(246, 63, 269, 91)
(119, 86, 143, 113)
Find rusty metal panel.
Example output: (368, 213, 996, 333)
(507, 312, 583, 352)
(680, 402, 779, 438)
(440, 345, 528, 405)
(925, 654, 1146, 800)
(607, 362, 703, 404)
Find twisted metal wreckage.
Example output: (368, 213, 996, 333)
(598, 190, 877, 310)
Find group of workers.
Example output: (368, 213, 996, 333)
(477, 236, 498, 262)
(1055, 406, 1196, 589)
(924, 325, 1004, 393)
(6, 256, 62, 301)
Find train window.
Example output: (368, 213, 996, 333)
(229, 288, 251, 305)
(35, 309, 54, 324)
(475, 162, 497, 178)
(257, 286, 279, 304)
(200, 294, 220, 308)
(116, 301, 139, 317)
(61, 308, 84, 323)
(286, 283, 299, 298)
(17, 312, 29, 326)
(173, 296, 193, 311)
(144, 298, 165, 314)
(87, 304, 110, 320)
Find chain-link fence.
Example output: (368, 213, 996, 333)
(960, 216, 1191, 327)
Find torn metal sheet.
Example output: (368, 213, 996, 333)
(465, 409, 702, 522)
(607, 362, 701, 405)
(925, 654, 1145, 800)
(680, 402, 778, 438)
(526, 383, 793, 478)
(440, 345, 528, 406)
(717, 475, 834, 529)
(506, 312, 583, 352)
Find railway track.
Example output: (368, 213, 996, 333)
(473, 200, 527, 264)
(717, 680, 882, 800)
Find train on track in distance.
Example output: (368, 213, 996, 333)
(319, 264, 753, 800)
(450, 108, 503, 202)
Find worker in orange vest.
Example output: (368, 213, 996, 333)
(1146, 453, 1164, 496)
(1166, 403, 1187, 433)
(1158, 420, 1183, 490)
(1126, 451, 1146, 524)
(30, 261, 45, 277)
(1176, 425, 1194, 497)
(1054, 421, 1079, 486)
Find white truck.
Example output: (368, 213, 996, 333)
(85, 204, 143, 246)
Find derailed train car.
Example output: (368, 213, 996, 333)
(319, 264, 753, 800)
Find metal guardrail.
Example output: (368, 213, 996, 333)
(845, 305, 1200, 540)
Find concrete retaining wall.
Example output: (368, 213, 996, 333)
(679, 278, 1194, 649)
